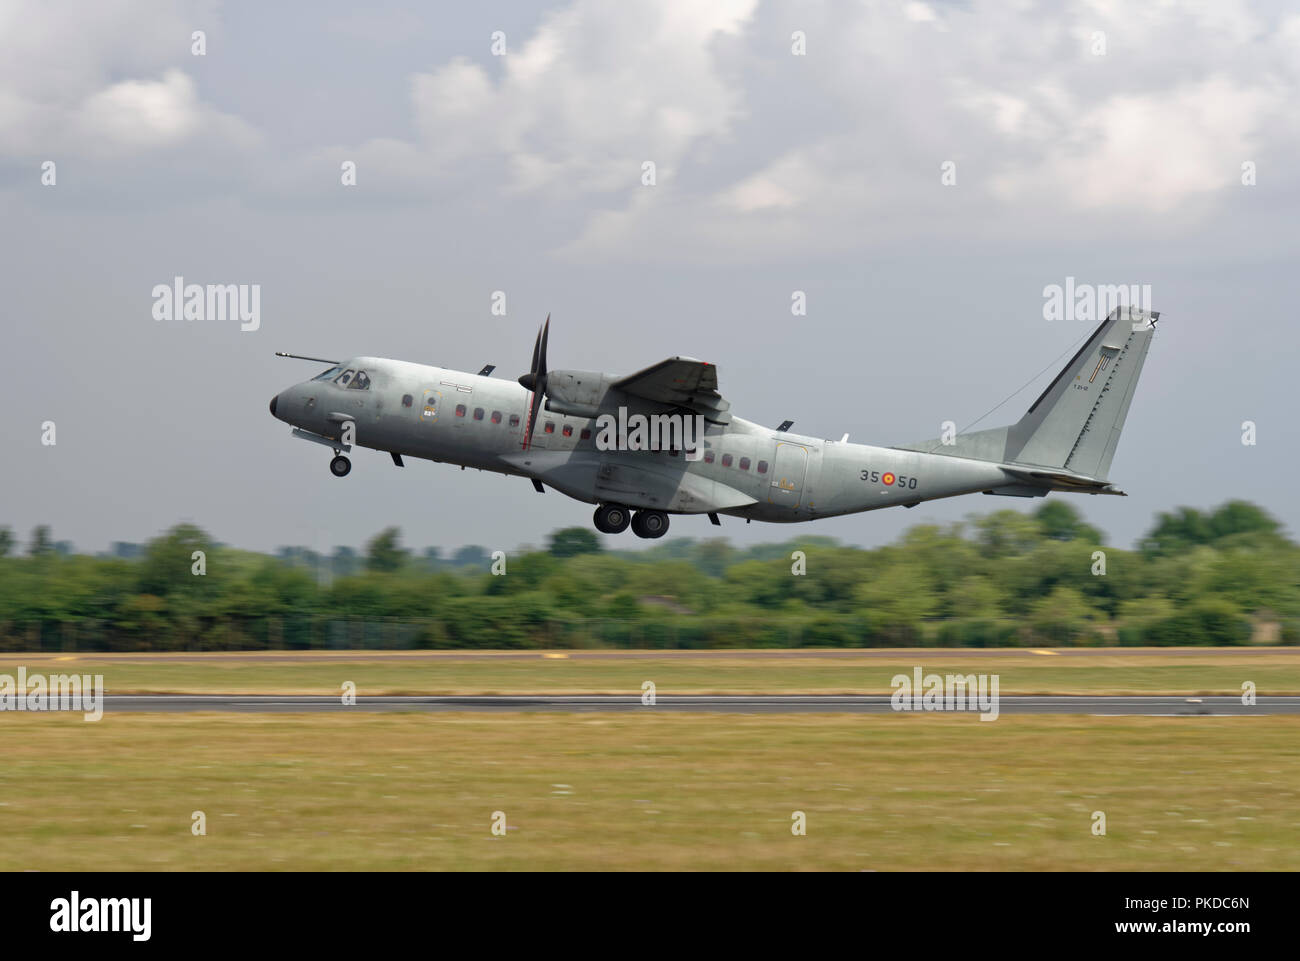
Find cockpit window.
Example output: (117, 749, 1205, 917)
(334, 368, 356, 386)
(347, 370, 370, 390)
(313, 366, 341, 382)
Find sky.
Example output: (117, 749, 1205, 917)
(3, 0, 1298, 557)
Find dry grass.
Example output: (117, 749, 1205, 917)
(2, 712, 1297, 870)
(3, 648, 1298, 696)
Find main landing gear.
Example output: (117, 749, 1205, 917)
(594, 504, 669, 538)
(631, 510, 669, 539)
(329, 454, 351, 477)
(593, 503, 631, 534)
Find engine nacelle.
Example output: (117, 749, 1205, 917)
(543, 369, 616, 418)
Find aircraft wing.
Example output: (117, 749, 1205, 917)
(612, 357, 732, 425)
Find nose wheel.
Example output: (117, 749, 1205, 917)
(594, 503, 631, 534)
(631, 510, 669, 539)
(330, 454, 352, 477)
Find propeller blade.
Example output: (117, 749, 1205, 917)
(538, 314, 549, 379)
(518, 316, 549, 391)
(527, 325, 542, 378)
(519, 314, 551, 449)
(523, 379, 546, 449)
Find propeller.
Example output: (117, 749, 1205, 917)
(517, 314, 550, 449)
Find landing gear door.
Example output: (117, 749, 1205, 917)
(768, 443, 808, 508)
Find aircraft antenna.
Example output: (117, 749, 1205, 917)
(917, 326, 1093, 455)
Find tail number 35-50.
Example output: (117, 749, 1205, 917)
(860, 469, 918, 489)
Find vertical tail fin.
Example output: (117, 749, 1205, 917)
(899, 306, 1161, 480)
(1006, 306, 1159, 478)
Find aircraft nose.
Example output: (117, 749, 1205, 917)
(269, 394, 279, 417)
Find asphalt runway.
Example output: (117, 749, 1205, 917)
(88, 694, 1300, 715)
(9, 647, 1299, 664)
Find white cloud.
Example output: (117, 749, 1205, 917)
(987, 76, 1281, 212)
(397, 0, 758, 194)
(0, 1, 256, 163)
(4, 0, 1297, 263)
(75, 70, 202, 151)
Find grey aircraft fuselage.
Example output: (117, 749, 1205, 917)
(268, 307, 1159, 536)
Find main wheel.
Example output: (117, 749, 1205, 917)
(329, 455, 352, 477)
(631, 510, 669, 539)
(594, 504, 631, 534)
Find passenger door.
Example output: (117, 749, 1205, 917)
(768, 442, 808, 508)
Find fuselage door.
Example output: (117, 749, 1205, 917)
(768, 442, 808, 508)
(420, 389, 441, 423)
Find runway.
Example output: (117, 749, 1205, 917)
(17, 647, 1299, 663)
(86, 694, 1300, 715)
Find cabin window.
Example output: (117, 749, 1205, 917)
(334, 369, 355, 386)
(473, 407, 484, 420)
(347, 370, 370, 390)
(580, 428, 591, 440)
(704, 450, 715, 464)
(491, 411, 502, 424)
(313, 366, 341, 382)
(455, 404, 466, 417)
(401, 394, 413, 408)
(544, 422, 555, 434)
(509, 414, 520, 427)
(562, 425, 573, 437)
(721, 454, 733, 467)
(739, 457, 751, 471)
(757, 460, 768, 474)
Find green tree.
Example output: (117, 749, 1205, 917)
(451, 545, 490, 569)
(1034, 501, 1104, 544)
(29, 525, 53, 557)
(138, 524, 212, 595)
(547, 527, 603, 558)
(1140, 501, 1281, 556)
(0, 527, 13, 557)
(972, 510, 1042, 557)
(331, 545, 359, 577)
(695, 539, 734, 578)
(365, 527, 408, 573)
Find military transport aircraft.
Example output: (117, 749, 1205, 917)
(269, 306, 1160, 538)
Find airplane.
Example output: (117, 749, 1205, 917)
(269, 306, 1161, 538)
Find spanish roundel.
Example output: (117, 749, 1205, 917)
(882, 472, 896, 486)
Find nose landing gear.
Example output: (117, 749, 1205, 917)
(329, 454, 352, 477)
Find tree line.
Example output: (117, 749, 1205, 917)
(0, 500, 1294, 651)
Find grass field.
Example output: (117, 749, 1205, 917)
(1, 712, 1297, 870)
(4, 648, 1298, 695)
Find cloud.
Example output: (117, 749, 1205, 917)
(356, 0, 758, 196)
(0, 0, 239, 159)
(985, 76, 1282, 212)
(73, 70, 224, 154)
(550, 0, 1300, 261)
(4, 0, 1297, 261)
